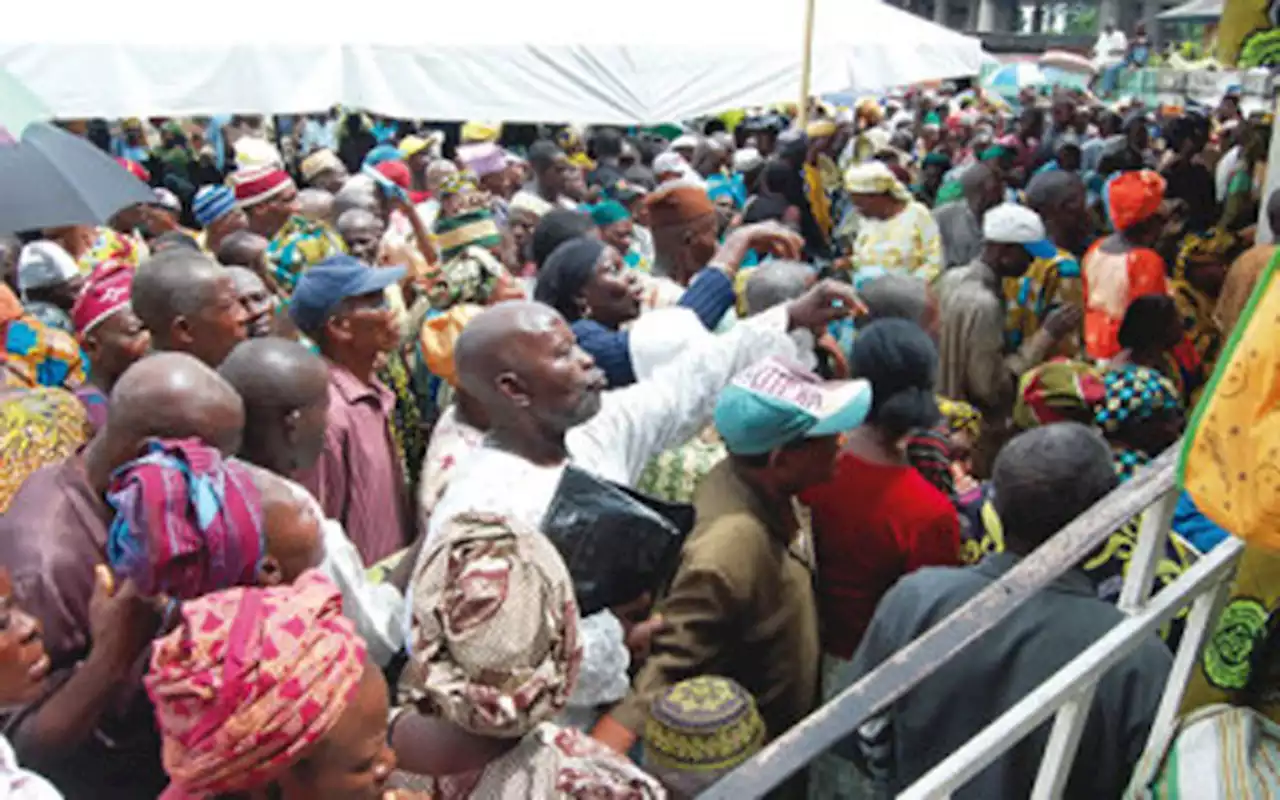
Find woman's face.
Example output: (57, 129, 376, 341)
(600, 218, 634, 255)
(0, 568, 49, 707)
(281, 664, 395, 800)
(580, 246, 640, 328)
(849, 192, 898, 220)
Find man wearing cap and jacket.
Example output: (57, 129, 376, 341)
(601, 356, 872, 798)
(290, 254, 412, 565)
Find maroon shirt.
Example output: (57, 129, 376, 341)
(296, 360, 410, 565)
(0, 455, 165, 797)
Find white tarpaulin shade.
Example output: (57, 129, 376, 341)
(0, 0, 984, 124)
(1158, 0, 1222, 21)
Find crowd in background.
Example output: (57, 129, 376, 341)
(0, 77, 1275, 799)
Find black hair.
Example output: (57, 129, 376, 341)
(590, 128, 624, 160)
(1165, 112, 1210, 153)
(1117, 294, 1181, 352)
(992, 423, 1117, 549)
(531, 209, 597, 271)
(527, 140, 564, 173)
(533, 238, 606, 322)
(850, 319, 941, 438)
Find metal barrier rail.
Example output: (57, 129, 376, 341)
(700, 444, 1243, 799)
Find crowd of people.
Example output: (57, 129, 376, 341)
(0, 79, 1274, 800)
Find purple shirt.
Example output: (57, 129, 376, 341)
(0, 455, 166, 796)
(296, 361, 409, 565)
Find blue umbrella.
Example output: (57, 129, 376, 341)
(0, 122, 154, 234)
(984, 63, 1047, 98)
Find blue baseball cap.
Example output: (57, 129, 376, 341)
(288, 255, 405, 334)
(714, 357, 873, 456)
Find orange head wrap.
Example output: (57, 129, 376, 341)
(1105, 170, 1166, 231)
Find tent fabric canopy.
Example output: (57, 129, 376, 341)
(1158, 0, 1223, 22)
(0, 0, 984, 124)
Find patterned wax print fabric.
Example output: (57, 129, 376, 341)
(1125, 704, 1280, 800)
(636, 426, 728, 505)
(266, 215, 347, 295)
(850, 201, 943, 284)
(1182, 247, 1280, 552)
(376, 349, 426, 496)
(1095, 365, 1183, 437)
(399, 512, 581, 739)
(1002, 245, 1082, 351)
(145, 571, 367, 798)
(387, 722, 663, 799)
(2, 308, 87, 392)
(105, 437, 265, 600)
(1082, 242, 1169, 360)
(1181, 543, 1280, 723)
(79, 227, 145, 275)
(1012, 360, 1106, 430)
(0, 387, 90, 512)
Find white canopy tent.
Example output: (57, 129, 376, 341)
(1158, 0, 1222, 22)
(0, 0, 985, 124)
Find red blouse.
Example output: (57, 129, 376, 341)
(800, 451, 961, 659)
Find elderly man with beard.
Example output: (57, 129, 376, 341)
(417, 276, 860, 732)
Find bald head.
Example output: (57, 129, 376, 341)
(744, 261, 813, 316)
(859, 272, 930, 325)
(215, 230, 269, 270)
(456, 301, 603, 439)
(1025, 170, 1085, 214)
(456, 302, 558, 400)
(336, 208, 384, 264)
(248, 464, 323, 584)
(219, 337, 328, 412)
(333, 175, 380, 220)
(992, 423, 1117, 552)
(296, 188, 335, 224)
(218, 337, 330, 473)
(132, 251, 225, 337)
(107, 352, 245, 455)
(336, 208, 382, 239)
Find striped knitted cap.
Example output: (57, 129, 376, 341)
(193, 185, 237, 227)
(643, 676, 766, 774)
(229, 166, 295, 208)
(433, 208, 502, 262)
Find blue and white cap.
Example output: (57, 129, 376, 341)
(714, 357, 873, 456)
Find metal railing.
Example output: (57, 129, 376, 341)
(700, 445, 1246, 799)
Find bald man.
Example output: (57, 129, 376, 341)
(933, 163, 1005, 269)
(131, 249, 248, 367)
(296, 188, 336, 224)
(335, 208, 385, 264)
(419, 281, 859, 728)
(220, 337, 405, 665)
(0, 352, 244, 797)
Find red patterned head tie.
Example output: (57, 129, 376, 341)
(146, 570, 366, 798)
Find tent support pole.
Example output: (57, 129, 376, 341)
(798, 0, 815, 128)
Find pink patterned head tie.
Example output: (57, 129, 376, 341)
(146, 570, 367, 798)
